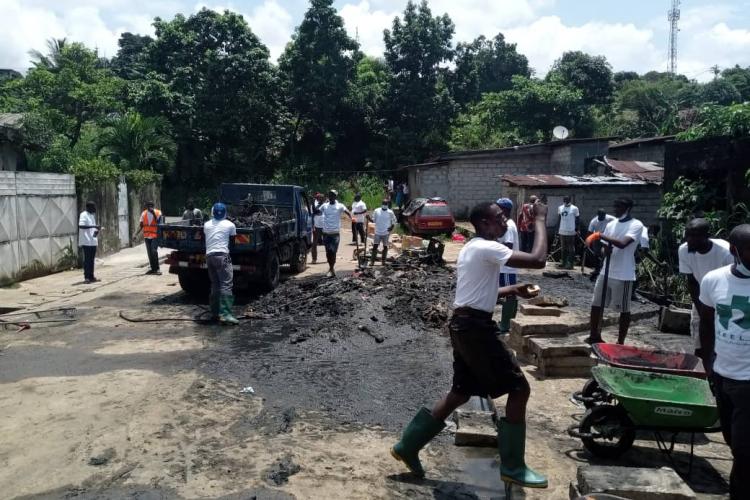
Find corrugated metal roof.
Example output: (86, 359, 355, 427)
(605, 157, 663, 183)
(501, 174, 652, 187)
(609, 135, 675, 149)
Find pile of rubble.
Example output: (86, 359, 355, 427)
(227, 198, 285, 229)
(247, 259, 455, 344)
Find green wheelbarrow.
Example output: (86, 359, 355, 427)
(569, 366, 720, 474)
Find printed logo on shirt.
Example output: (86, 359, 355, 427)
(717, 295, 750, 330)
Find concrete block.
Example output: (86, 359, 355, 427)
(658, 306, 691, 336)
(527, 336, 592, 359)
(576, 465, 696, 499)
(453, 410, 497, 447)
(540, 365, 594, 378)
(519, 304, 563, 316)
(528, 295, 569, 307)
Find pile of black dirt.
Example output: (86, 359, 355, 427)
(245, 261, 455, 344)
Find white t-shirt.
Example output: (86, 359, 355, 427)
(498, 219, 518, 274)
(403, 184, 409, 195)
(679, 239, 734, 283)
(454, 238, 514, 313)
(78, 211, 98, 246)
(372, 207, 397, 236)
(558, 204, 579, 235)
(589, 215, 616, 234)
(352, 200, 368, 223)
(313, 200, 324, 229)
(204, 219, 237, 255)
(700, 266, 750, 380)
(321, 201, 347, 234)
(601, 218, 644, 281)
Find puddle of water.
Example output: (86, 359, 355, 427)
(457, 447, 506, 500)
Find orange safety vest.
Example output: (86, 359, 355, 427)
(141, 208, 162, 239)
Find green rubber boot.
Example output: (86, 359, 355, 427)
(370, 247, 378, 266)
(209, 293, 220, 321)
(219, 295, 239, 325)
(499, 297, 518, 334)
(391, 407, 446, 477)
(381, 247, 388, 265)
(497, 418, 548, 488)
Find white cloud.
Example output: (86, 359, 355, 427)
(504, 16, 660, 76)
(340, 1, 398, 56)
(246, 0, 294, 60)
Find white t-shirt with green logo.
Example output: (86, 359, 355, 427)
(700, 265, 750, 380)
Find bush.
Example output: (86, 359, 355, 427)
(68, 157, 120, 190)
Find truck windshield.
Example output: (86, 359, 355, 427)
(420, 204, 451, 216)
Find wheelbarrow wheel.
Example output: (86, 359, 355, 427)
(580, 405, 635, 459)
(581, 378, 613, 409)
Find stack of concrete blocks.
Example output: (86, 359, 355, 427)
(508, 296, 596, 378)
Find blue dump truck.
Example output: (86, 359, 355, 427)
(157, 183, 311, 295)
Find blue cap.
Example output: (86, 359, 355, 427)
(212, 202, 227, 220)
(495, 198, 513, 210)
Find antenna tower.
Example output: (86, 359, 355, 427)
(668, 0, 681, 75)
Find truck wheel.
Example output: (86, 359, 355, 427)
(178, 270, 210, 297)
(290, 241, 308, 273)
(261, 252, 281, 291)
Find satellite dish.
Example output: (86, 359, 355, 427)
(553, 126, 570, 140)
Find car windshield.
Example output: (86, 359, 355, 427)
(420, 204, 451, 216)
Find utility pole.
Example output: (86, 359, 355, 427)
(668, 0, 681, 76)
(711, 65, 721, 79)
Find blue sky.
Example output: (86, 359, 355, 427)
(3, 0, 750, 81)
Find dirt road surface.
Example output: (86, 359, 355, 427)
(0, 239, 731, 499)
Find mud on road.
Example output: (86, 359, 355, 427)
(0, 254, 732, 499)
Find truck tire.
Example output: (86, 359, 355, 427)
(289, 241, 308, 273)
(178, 270, 210, 297)
(260, 251, 281, 291)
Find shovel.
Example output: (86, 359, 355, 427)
(594, 242, 612, 340)
(355, 231, 368, 270)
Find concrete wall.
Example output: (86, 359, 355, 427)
(609, 143, 667, 164)
(410, 150, 552, 218)
(504, 184, 663, 230)
(78, 180, 162, 257)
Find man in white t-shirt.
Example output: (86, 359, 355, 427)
(350, 193, 368, 245)
(496, 198, 519, 334)
(204, 203, 238, 325)
(367, 199, 397, 265)
(320, 190, 351, 278)
(557, 196, 580, 270)
(78, 201, 101, 284)
(698, 224, 750, 499)
(586, 198, 644, 345)
(310, 193, 325, 264)
(587, 209, 616, 281)
(679, 218, 734, 352)
(392, 201, 550, 490)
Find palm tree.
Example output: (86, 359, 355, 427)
(29, 38, 68, 70)
(98, 112, 177, 174)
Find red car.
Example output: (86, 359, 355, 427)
(401, 197, 456, 236)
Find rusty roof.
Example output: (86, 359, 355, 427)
(605, 157, 663, 183)
(501, 174, 654, 187)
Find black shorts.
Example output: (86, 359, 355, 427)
(449, 309, 527, 398)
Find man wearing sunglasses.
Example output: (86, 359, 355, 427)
(392, 200, 550, 491)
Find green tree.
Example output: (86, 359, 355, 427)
(450, 33, 530, 107)
(722, 65, 750, 101)
(132, 9, 284, 184)
(98, 111, 176, 173)
(449, 76, 584, 150)
(700, 78, 742, 105)
(29, 38, 68, 70)
(614, 78, 698, 136)
(7, 42, 125, 148)
(111, 33, 153, 80)
(547, 51, 614, 105)
(278, 0, 359, 171)
(383, 0, 456, 165)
